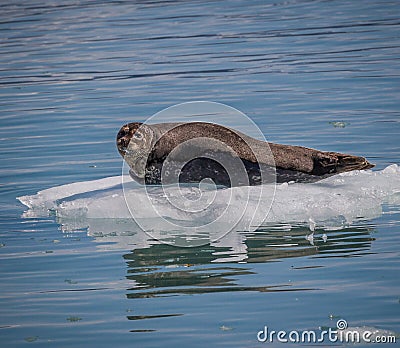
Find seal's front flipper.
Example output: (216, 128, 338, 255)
(129, 169, 145, 185)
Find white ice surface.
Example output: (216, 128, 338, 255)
(17, 165, 400, 251)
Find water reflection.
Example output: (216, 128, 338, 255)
(121, 225, 375, 334)
(121, 225, 374, 298)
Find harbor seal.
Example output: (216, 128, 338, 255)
(117, 122, 374, 186)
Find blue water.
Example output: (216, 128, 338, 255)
(1, 1, 399, 347)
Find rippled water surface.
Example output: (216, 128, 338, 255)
(1, 1, 400, 347)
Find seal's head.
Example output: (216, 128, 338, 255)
(116, 122, 154, 178)
(116, 122, 143, 157)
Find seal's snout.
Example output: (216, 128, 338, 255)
(116, 122, 143, 157)
(117, 125, 131, 155)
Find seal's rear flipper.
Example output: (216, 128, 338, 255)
(313, 152, 374, 176)
(336, 154, 374, 172)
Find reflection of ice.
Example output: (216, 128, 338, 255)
(17, 165, 400, 256)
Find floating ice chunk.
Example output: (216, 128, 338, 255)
(308, 218, 316, 232)
(17, 175, 125, 210)
(329, 121, 350, 128)
(17, 165, 400, 236)
(305, 232, 314, 245)
(382, 163, 400, 174)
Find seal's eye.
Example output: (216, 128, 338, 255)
(133, 132, 143, 140)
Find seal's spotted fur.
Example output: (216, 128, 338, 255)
(117, 122, 374, 186)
